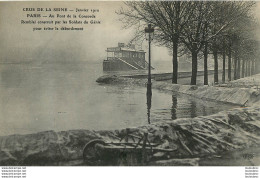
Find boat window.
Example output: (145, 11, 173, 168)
(123, 52, 129, 57)
(107, 52, 114, 58)
(114, 52, 122, 58)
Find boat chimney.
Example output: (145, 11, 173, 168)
(118, 43, 125, 48)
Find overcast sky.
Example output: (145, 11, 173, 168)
(0, 1, 260, 63)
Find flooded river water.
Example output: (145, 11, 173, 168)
(0, 62, 237, 136)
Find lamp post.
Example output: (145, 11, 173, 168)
(145, 24, 154, 125)
(145, 24, 154, 95)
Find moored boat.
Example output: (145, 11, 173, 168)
(103, 43, 154, 71)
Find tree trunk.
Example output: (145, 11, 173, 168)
(228, 45, 232, 81)
(237, 57, 241, 79)
(222, 51, 226, 83)
(172, 42, 178, 84)
(255, 59, 258, 74)
(242, 59, 245, 78)
(203, 42, 208, 85)
(245, 60, 248, 77)
(234, 55, 237, 80)
(213, 49, 218, 84)
(251, 59, 255, 75)
(191, 51, 198, 85)
(248, 60, 251, 76)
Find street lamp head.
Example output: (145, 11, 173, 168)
(145, 24, 154, 41)
(145, 24, 154, 33)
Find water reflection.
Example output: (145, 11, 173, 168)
(146, 85, 152, 124)
(169, 93, 214, 120)
(190, 100, 197, 118)
(171, 94, 177, 120)
(202, 105, 207, 116)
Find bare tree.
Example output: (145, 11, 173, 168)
(118, 1, 257, 85)
(117, 1, 194, 84)
(179, 2, 209, 85)
(180, 1, 255, 85)
(207, 1, 255, 84)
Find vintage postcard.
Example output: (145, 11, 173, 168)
(0, 1, 259, 174)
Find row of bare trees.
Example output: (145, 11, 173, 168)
(117, 1, 259, 85)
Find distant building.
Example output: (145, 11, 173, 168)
(103, 43, 153, 71)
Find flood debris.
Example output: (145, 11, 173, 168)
(0, 106, 259, 166)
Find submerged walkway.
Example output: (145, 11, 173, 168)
(121, 69, 233, 86)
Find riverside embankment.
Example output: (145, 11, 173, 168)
(96, 74, 260, 107)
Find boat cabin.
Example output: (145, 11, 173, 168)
(103, 43, 148, 71)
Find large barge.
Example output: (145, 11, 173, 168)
(103, 43, 153, 71)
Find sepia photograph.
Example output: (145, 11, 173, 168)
(0, 0, 260, 170)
